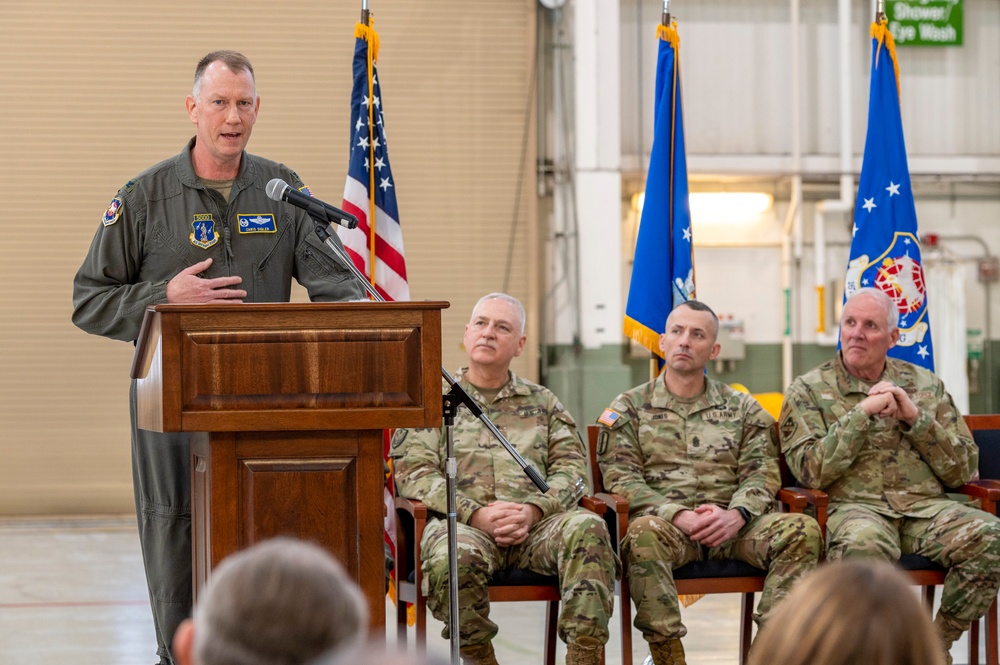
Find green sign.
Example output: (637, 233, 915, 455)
(887, 0, 963, 46)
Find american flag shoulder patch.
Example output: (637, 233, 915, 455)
(597, 409, 621, 427)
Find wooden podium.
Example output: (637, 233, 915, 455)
(130, 301, 447, 628)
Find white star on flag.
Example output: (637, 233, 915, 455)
(379, 177, 393, 191)
(886, 182, 900, 196)
(862, 198, 877, 212)
(683, 226, 691, 242)
(917, 345, 929, 359)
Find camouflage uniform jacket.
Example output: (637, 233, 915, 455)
(391, 369, 589, 523)
(597, 376, 779, 523)
(779, 354, 977, 518)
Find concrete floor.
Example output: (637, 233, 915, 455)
(0, 516, 985, 665)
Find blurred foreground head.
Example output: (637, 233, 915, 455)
(749, 559, 945, 665)
(174, 537, 369, 665)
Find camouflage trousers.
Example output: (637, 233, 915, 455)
(420, 508, 619, 647)
(622, 512, 821, 643)
(827, 501, 1000, 623)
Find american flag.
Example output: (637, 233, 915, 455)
(340, 21, 409, 302)
(339, 19, 410, 613)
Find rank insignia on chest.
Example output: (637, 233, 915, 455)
(189, 214, 219, 249)
(102, 196, 123, 226)
(238, 213, 277, 234)
(597, 408, 621, 427)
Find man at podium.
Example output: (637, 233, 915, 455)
(71, 50, 363, 665)
(391, 293, 618, 665)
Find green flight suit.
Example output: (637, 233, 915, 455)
(72, 138, 363, 664)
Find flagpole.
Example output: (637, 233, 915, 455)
(361, 0, 369, 25)
(875, 0, 886, 22)
(662, 0, 670, 26)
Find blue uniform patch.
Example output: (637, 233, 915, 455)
(237, 213, 277, 234)
(102, 196, 123, 226)
(189, 214, 219, 249)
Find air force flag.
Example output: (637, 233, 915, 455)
(844, 21, 933, 370)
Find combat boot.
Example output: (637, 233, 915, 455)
(565, 635, 603, 665)
(460, 641, 499, 665)
(649, 638, 687, 665)
(933, 613, 965, 665)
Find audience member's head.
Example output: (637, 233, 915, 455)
(173, 537, 368, 665)
(748, 559, 946, 665)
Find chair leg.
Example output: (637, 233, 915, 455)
(620, 578, 633, 665)
(544, 599, 559, 665)
(970, 618, 980, 665)
(987, 595, 999, 665)
(416, 596, 428, 652)
(738, 592, 754, 665)
(396, 597, 408, 645)
(923, 585, 937, 612)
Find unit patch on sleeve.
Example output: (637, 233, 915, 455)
(102, 196, 123, 226)
(238, 213, 277, 234)
(189, 214, 219, 249)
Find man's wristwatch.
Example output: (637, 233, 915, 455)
(735, 506, 752, 524)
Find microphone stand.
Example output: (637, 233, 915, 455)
(310, 217, 549, 664)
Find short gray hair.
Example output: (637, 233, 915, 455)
(194, 538, 368, 665)
(471, 293, 526, 335)
(846, 288, 899, 331)
(193, 50, 256, 98)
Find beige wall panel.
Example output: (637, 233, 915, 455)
(0, 0, 537, 515)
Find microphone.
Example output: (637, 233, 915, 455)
(265, 178, 359, 229)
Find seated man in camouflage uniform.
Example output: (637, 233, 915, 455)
(780, 287, 1000, 663)
(391, 293, 618, 665)
(597, 300, 822, 665)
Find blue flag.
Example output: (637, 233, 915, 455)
(844, 22, 933, 370)
(624, 23, 695, 358)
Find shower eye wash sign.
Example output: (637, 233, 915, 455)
(887, 0, 963, 46)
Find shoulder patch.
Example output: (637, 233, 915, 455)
(102, 196, 124, 226)
(597, 408, 621, 428)
(779, 414, 796, 439)
(391, 429, 408, 449)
